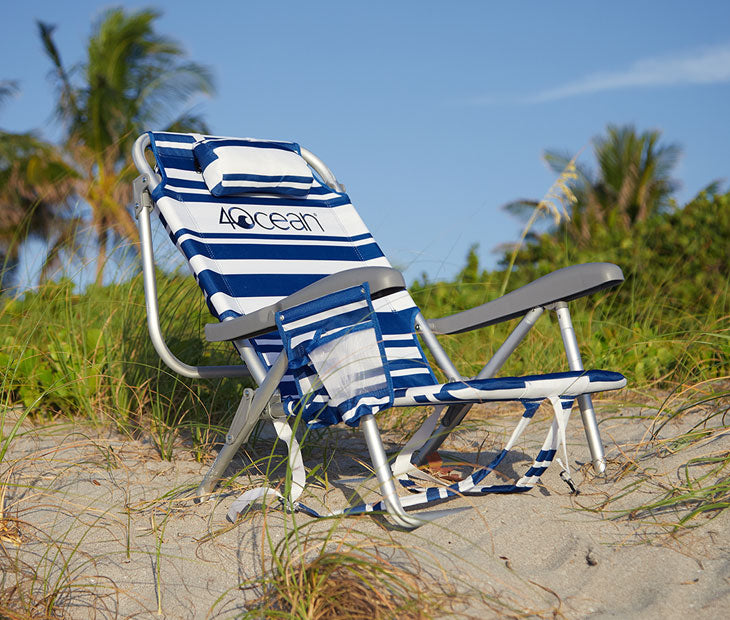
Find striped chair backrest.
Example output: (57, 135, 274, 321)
(146, 131, 437, 402)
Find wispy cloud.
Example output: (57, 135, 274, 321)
(529, 43, 730, 103)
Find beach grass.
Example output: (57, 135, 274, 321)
(235, 516, 465, 619)
(586, 379, 729, 530)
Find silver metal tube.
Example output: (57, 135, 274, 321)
(132, 134, 160, 192)
(133, 133, 250, 379)
(554, 302, 606, 474)
(361, 414, 423, 529)
(476, 306, 544, 379)
(137, 190, 249, 379)
(232, 338, 268, 385)
(300, 147, 345, 192)
(414, 312, 462, 381)
(196, 352, 289, 497)
(414, 307, 544, 465)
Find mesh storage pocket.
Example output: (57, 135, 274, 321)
(306, 323, 390, 407)
(276, 284, 394, 426)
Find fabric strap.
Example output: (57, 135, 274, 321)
(227, 395, 576, 521)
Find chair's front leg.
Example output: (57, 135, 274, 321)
(553, 302, 607, 474)
(360, 414, 426, 529)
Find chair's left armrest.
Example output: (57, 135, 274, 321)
(205, 266, 406, 342)
(427, 262, 624, 335)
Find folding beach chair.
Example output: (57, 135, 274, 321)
(131, 132, 626, 528)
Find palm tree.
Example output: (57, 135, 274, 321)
(505, 124, 681, 246)
(37, 7, 214, 284)
(0, 81, 78, 291)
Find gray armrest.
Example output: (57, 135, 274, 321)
(205, 266, 407, 342)
(427, 262, 624, 335)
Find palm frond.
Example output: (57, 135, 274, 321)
(0, 80, 19, 109)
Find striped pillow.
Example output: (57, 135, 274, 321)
(193, 138, 313, 197)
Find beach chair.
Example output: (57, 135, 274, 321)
(131, 132, 626, 528)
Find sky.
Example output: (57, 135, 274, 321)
(2, 1, 729, 287)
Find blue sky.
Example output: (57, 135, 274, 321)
(2, 1, 729, 286)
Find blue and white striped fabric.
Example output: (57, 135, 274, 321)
(146, 131, 438, 407)
(275, 283, 394, 427)
(193, 137, 313, 197)
(392, 369, 625, 407)
(147, 131, 627, 423)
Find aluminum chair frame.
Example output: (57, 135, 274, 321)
(132, 133, 621, 527)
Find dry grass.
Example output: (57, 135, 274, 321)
(0, 522, 119, 620)
(237, 516, 469, 620)
(247, 548, 457, 619)
(584, 379, 729, 531)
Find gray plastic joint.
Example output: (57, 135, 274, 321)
(265, 396, 286, 420)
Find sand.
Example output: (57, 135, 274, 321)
(1, 395, 728, 618)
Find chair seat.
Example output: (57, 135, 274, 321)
(392, 369, 625, 406)
(282, 369, 625, 427)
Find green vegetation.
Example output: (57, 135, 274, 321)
(0, 269, 247, 460)
(1, 8, 213, 289)
(413, 187, 729, 387)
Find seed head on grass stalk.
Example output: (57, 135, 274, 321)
(500, 151, 580, 297)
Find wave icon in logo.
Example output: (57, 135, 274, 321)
(235, 212, 254, 229)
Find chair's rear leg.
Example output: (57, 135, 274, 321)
(196, 352, 289, 499)
(196, 389, 257, 498)
(553, 302, 606, 474)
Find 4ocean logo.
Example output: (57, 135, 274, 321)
(219, 207, 324, 232)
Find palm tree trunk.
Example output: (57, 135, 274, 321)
(95, 226, 108, 286)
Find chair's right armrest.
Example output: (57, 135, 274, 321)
(427, 262, 624, 335)
(205, 266, 407, 342)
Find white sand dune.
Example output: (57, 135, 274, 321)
(1, 398, 728, 618)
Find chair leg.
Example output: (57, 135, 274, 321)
(197, 437, 247, 498)
(360, 414, 426, 529)
(553, 302, 607, 474)
(196, 352, 290, 499)
(196, 389, 256, 498)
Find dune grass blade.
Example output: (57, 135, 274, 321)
(237, 516, 465, 620)
(499, 153, 577, 297)
(590, 381, 729, 530)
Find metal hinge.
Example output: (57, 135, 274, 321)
(132, 174, 154, 218)
(226, 388, 255, 444)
